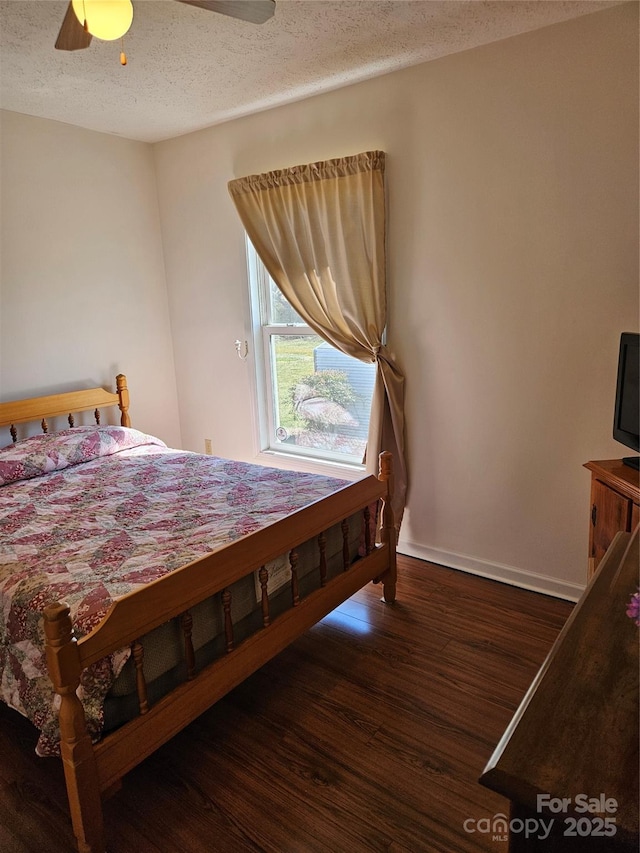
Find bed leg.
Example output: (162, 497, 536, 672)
(43, 603, 106, 853)
(378, 451, 397, 604)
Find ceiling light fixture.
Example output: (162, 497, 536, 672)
(71, 0, 133, 42)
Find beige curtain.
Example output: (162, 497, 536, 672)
(228, 151, 406, 526)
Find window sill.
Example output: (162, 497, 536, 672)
(254, 449, 365, 482)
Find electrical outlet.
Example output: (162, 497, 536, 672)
(204, 439, 213, 455)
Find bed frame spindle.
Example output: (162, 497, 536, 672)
(131, 641, 149, 715)
(41, 418, 49, 434)
(363, 505, 372, 554)
(222, 589, 234, 651)
(181, 611, 196, 679)
(10, 424, 17, 443)
(68, 414, 75, 428)
(94, 408, 101, 425)
(258, 566, 271, 627)
(289, 548, 300, 605)
(318, 532, 327, 587)
(341, 518, 350, 570)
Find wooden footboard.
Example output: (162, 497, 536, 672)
(43, 452, 397, 853)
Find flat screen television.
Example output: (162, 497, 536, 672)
(613, 332, 640, 470)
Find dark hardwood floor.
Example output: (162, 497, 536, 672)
(0, 555, 573, 853)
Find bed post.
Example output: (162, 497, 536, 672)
(378, 451, 397, 604)
(43, 603, 106, 853)
(115, 374, 131, 427)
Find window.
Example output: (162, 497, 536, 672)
(246, 240, 375, 467)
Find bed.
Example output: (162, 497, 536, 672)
(0, 374, 397, 853)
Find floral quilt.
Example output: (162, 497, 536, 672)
(0, 426, 348, 756)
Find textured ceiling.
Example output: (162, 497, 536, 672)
(0, 0, 624, 143)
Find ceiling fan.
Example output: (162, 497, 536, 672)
(55, 0, 276, 52)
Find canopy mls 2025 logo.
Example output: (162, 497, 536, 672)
(463, 794, 619, 843)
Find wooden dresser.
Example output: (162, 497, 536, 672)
(480, 528, 639, 852)
(584, 459, 640, 578)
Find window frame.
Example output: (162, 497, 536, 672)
(246, 238, 368, 472)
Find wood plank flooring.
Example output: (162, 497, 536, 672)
(0, 556, 573, 853)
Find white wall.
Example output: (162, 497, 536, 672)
(0, 112, 181, 447)
(0, 6, 636, 598)
(154, 4, 639, 597)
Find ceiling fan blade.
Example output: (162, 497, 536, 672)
(175, 0, 275, 25)
(55, 1, 93, 51)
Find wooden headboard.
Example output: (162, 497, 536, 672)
(0, 373, 131, 444)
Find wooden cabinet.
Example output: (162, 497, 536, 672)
(584, 459, 640, 578)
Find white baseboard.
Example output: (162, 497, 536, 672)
(397, 538, 584, 602)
